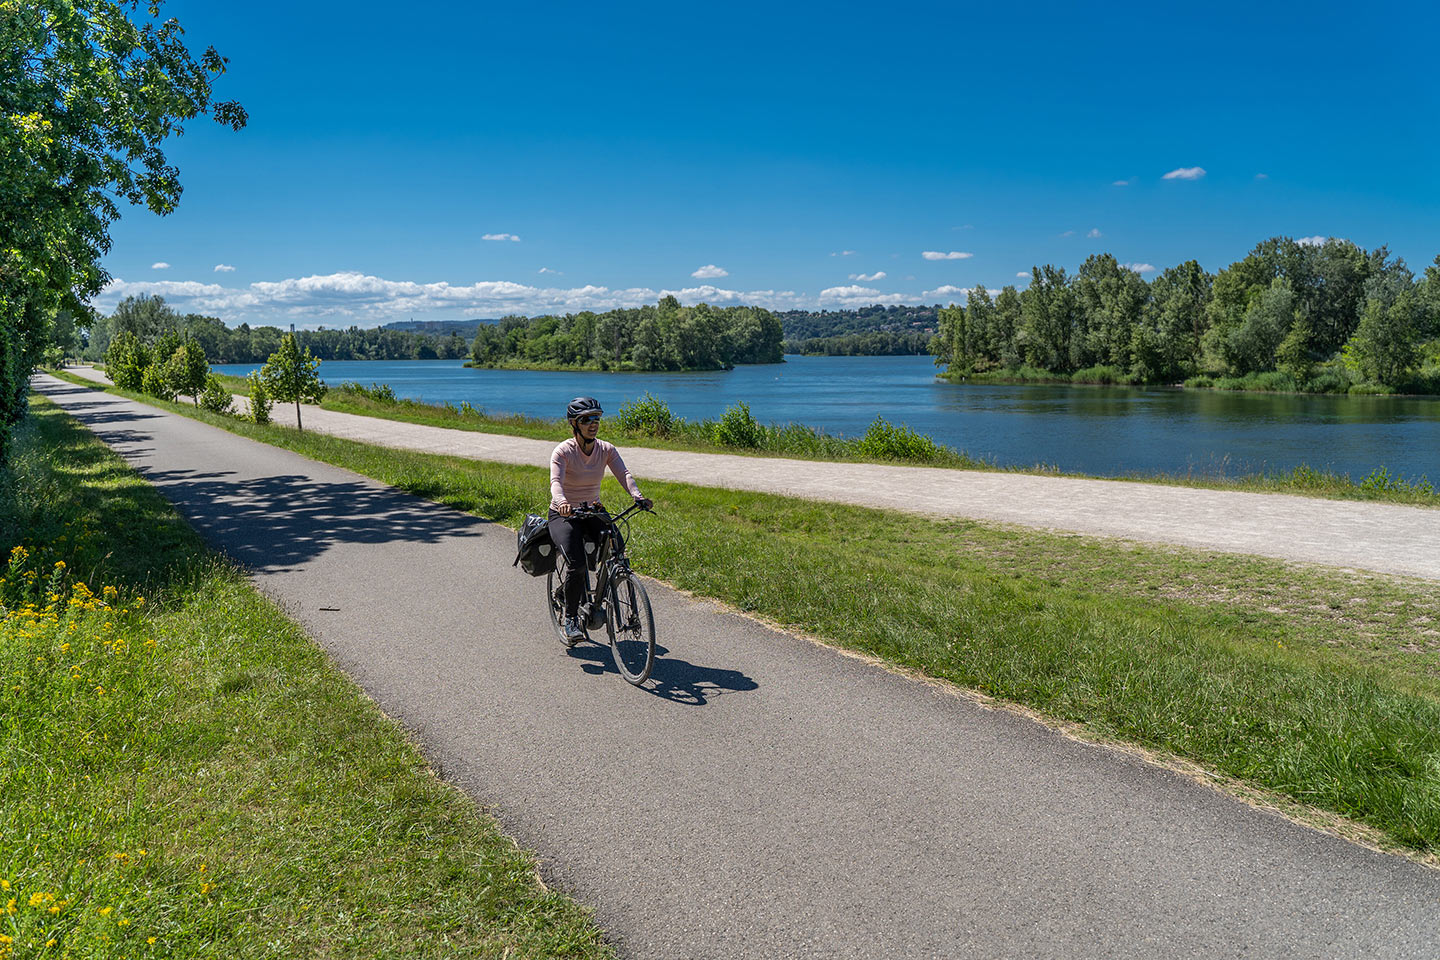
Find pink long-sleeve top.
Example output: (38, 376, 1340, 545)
(550, 437, 643, 510)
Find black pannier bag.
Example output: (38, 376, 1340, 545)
(514, 513, 556, 576)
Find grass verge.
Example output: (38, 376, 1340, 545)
(35, 376, 1440, 856)
(1, 398, 613, 959)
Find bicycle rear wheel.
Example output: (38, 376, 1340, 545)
(607, 571, 655, 684)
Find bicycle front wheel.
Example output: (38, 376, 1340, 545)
(607, 571, 655, 684)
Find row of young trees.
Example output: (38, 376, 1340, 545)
(1, 2, 244, 462)
(933, 237, 1440, 392)
(84, 295, 471, 364)
(468, 296, 784, 371)
(105, 327, 327, 429)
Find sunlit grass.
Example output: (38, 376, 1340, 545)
(1, 400, 614, 959)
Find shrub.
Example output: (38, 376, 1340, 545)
(339, 380, 398, 404)
(163, 339, 210, 403)
(198, 374, 233, 415)
(712, 401, 766, 448)
(1348, 382, 1396, 395)
(1302, 370, 1350, 394)
(1070, 365, 1126, 385)
(104, 331, 149, 390)
(140, 363, 175, 401)
(1213, 376, 1247, 391)
(617, 392, 676, 436)
(1183, 375, 1215, 389)
(856, 417, 946, 462)
(1360, 467, 1434, 495)
(247, 371, 272, 424)
(1251, 371, 1298, 392)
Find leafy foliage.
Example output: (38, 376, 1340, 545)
(198, 374, 233, 414)
(711, 401, 766, 448)
(246, 372, 272, 424)
(469, 298, 783, 371)
(855, 417, 946, 461)
(0, 1, 244, 460)
(936, 238, 1440, 393)
(260, 334, 326, 430)
(616, 392, 676, 436)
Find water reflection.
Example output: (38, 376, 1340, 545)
(215, 355, 1440, 481)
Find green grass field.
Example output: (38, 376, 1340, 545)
(38, 375, 1440, 858)
(1, 399, 614, 959)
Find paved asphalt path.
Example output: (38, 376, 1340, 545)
(34, 375, 1440, 958)
(63, 364, 1440, 581)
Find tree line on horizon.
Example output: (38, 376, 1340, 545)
(78, 295, 472, 364)
(467, 296, 784, 371)
(932, 237, 1440, 394)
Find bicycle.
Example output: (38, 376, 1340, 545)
(545, 501, 657, 685)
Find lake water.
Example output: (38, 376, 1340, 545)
(214, 355, 1440, 481)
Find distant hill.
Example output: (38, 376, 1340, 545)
(776, 305, 940, 340)
(380, 318, 498, 338)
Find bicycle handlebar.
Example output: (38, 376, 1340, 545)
(565, 500, 655, 521)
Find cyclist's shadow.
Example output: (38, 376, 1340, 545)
(571, 642, 759, 706)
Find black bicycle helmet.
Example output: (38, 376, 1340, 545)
(566, 396, 603, 421)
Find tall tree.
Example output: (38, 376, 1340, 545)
(0, 1, 244, 461)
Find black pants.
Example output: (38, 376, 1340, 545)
(547, 511, 605, 619)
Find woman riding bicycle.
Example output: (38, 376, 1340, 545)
(550, 396, 651, 643)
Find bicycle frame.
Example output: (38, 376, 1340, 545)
(559, 502, 645, 616)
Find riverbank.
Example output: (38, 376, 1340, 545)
(943, 364, 1440, 397)
(192, 368, 1440, 507)
(31, 374, 1440, 860)
(1, 398, 613, 957)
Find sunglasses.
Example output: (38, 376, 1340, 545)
(577, 415, 602, 425)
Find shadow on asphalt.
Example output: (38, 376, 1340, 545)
(131, 467, 489, 573)
(568, 641, 760, 705)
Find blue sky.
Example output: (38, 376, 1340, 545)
(96, 0, 1440, 327)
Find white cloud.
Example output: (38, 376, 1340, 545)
(1254, 173, 1269, 180)
(93, 271, 830, 324)
(538, 267, 561, 274)
(817, 285, 917, 306)
(1162, 166, 1206, 180)
(1016, 271, 1031, 278)
(921, 251, 973, 261)
(1296, 235, 1327, 247)
(482, 233, 521, 242)
(1123, 262, 1156, 273)
(1086, 228, 1103, 239)
(691, 264, 729, 279)
(924, 285, 969, 300)
(1060, 230, 1075, 238)
(151, 262, 170, 270)
(1112, 177, 1136, 186)
(849, 271, 887, 282)
(829, 250, 858, 257)
(213, 264, 236, 273)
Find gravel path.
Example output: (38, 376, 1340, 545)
(34, 372, 1440, 959)
(62, 364, 1440, 580)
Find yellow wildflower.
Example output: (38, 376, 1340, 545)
(118, 918, 130, 926)
(98, 905, 113, 916)
(200, 882, 213, 894)
(5, 898, 14, 913)
(54, 560, 65, 569)
(0, 879, 8, 890)
(148, 937, 157, 944)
